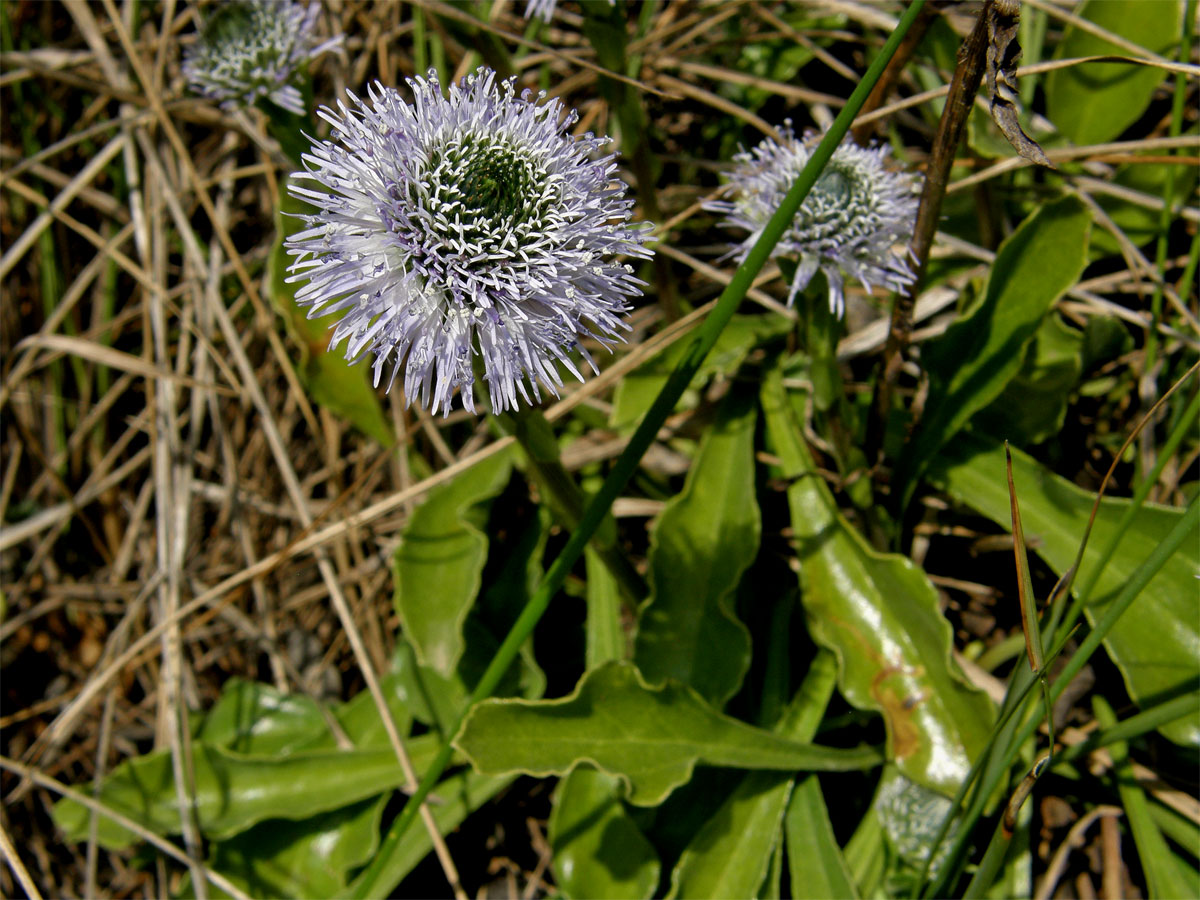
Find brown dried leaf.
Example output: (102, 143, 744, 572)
(987, 0, 1054, 168)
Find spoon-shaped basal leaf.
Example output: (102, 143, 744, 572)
(761, 365, 995, 796)
(454, 661, 882, 807)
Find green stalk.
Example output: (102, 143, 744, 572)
(347, 5, 927, 896)
(498, 406, 648, 606)
(1140, 0, 1194, 412)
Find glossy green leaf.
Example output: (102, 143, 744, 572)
(973, 314, 1083, 447)
(785, 779, 858, 900)
(783, 652, 858, 900)
(183, 796, 386, 899)
(549, 768, 660, 900)
(668, 651, 840, 899)
(386, 638, 470, 735)
(668, 773, 791, 899)
(269, 191, 393, 446)
(762, 368, 995, 796)
(1045, 0, 1183, 146)
(895, 196, 1091, 505)
(455, 661, 883, 807)
(929, 434, 1200, 746)
(635, 387, 757, 706)
(393, 449, 513, 676)
(611, 313, 792, 429)
(197, 677, 334, 755)
(53, 737, 440, 849)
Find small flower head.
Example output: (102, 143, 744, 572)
(183, 0, 341, 115)
(524, 0, 614, 22)
(705, 125, 919, 317)
(285, 68, 653, 415)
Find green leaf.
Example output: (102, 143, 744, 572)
(668, 651, 841, 899)
(455, 661, 882, 807)
(53, 738, 441, 849)
(1045, 0, 1183, 146)
(635, 386, 757, 706)
(585, 546, 625, 669)
(782, 651, 858, 900)
(611, 314, 792, 430)
(183, 797, 386, 899)
(549, 768, 660, 900)
(667, 773, 791, 899)
(386, 638, 470, 736)
(785, 778, 859, 900)
(929, 434, 1200, 746)
(973, 315, 1083, 447)
(1089, 155, 1198, 258)
(895, 196, 1091, 506)
(270, 191, 393, 446)
(197, 678, 335, 755)
(392, 449, 513, 676)
(762, 367, 995, 796)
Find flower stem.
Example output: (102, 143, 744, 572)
(350, 4, 927, 895)
(499, 405, 648, 607)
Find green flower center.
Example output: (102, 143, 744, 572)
(202, 2, 258, 48)
(455, 144, 536, 223)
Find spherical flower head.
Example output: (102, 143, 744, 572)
(183, 0, 341, 115)
(705, 126, 919, 318)
(524, 0, 614, 22)
(285, 68, 654, 416)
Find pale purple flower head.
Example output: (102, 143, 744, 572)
(285, 68, 653, 415)
(524, 0, 614, 22)
(705, 125, 919, 317)
(183, 0, 341, 115)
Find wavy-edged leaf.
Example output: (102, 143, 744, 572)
(1045, 0, 1183, 146)
(53, 738, 440, 848)
(929, 434, 1200, 746)
(635, 386, 757, 706)
(393, 449, 513, 676)
(895, 195, 1091, 506)
(549, 768, 660, 900)
(762, 367, 995, 796)
(455, 661, 882, 807)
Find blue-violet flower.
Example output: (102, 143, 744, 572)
(705, 126, 919, 317)
(524, 0, 614, 23)
(183, 0, 341, 115)
(285, 68, 653, 415)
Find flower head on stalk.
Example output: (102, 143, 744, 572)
(284, 68, 653, 415)
(524, 0, 614, 22)
(705, 125, 919, 318)
(183, 0, 341, 115)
